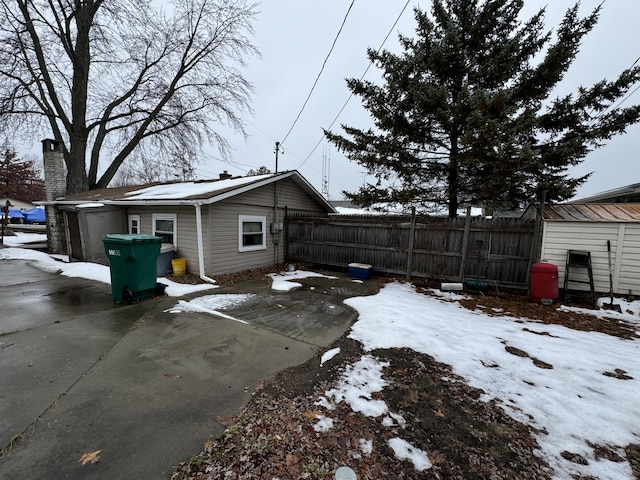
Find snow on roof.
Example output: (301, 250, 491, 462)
(75, 202, 105, 208)
(48, 170, 335, 212)
(123, 174, 272, 200)
(333, 205, 485, 216)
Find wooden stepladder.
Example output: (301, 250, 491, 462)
(563, 250, 596, 307)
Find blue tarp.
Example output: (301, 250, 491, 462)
(1, 207, 24, 220)
(23, 207, 46, 223)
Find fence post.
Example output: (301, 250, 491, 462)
(284, 206, 289, 263)
(458, 205, 472, 281)
(406, 207, 416, 281)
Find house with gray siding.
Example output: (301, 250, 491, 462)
(45, 169, 334, 281)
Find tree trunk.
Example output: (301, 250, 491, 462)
(66, 138, 89, 194)
(448, 136, 460, 218)
(66, 2, 97, 194)
(447, 164, 459, 218)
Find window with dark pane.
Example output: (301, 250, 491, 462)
(242, 221, 263, 246)
(155, 218, 174, 244)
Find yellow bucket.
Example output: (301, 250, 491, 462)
(171, 257, 186, 276)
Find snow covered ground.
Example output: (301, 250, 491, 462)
(0, 233, 215, 296)
(2, 237, 639, 478)
(341, 283, 640, 479)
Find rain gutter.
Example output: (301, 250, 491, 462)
(194, 203, 217, 285)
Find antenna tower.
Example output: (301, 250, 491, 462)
(321, 144, 330, 199)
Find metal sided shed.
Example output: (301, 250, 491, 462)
(540, 204, 640, 297)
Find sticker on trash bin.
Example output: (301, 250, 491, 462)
(108, 249, 121, 256)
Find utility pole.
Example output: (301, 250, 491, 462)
(274, 141, 283, 173)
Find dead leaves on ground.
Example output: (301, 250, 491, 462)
(458, 294, 639, 340)
(215, 415, 235, 427)
(78, 449, 101, 465)
(171, 347, 553, 480)
(302, 410, 323, 420)
(505, 345, 554, 369)
(603, 368, 634, 380)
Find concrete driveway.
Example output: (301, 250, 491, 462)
(0, 256, 377, 479)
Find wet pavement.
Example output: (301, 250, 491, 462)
(0, 256, 377, 479)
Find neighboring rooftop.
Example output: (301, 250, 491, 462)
(571, 182, 640, 204)
(544, 203, 640, 222)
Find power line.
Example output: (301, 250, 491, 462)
(296, 0, 412, 170)
(280, 0, 356, 147)
(196, 152, 257, 178)
(247, 119, 278, 143)
(587, 56, 640, 128)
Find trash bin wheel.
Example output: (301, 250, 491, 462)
(122, 287, 134, 305)
(155, 283, 166, 296)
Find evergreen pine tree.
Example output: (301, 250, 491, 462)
(325, 1, 640, 217)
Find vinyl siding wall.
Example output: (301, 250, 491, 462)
(278, 178, 328, 213)
(205, 201, 277, 275)
(127, 179, 328, 277)
(618, 225, 640, 294)
(540, 221, 640, 296)
(127, 206, 202, 275)
(204, 180, 328, 275)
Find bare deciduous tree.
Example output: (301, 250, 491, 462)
(110, 150, 197, 187)
(0, 0, 258, 194)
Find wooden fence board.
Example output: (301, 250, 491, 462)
(285, 213, 536, 288)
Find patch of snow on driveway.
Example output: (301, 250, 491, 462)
(166, 294, 254, 324)
(268, 270, 337, 291)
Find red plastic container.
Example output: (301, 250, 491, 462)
(530, 262, 559, 305)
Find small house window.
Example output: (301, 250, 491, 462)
(238, 215, 266, 252)
(153, 213, 177, 247)
(128, 214, 140, 234)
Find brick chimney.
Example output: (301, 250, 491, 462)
(219, 170, 233, 180)
(42, 139, 67, 253)
(43, 139, 66, 200)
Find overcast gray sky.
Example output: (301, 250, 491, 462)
(200, 0, 640, 201)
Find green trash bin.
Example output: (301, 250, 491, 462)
(102, 234, 163, 303)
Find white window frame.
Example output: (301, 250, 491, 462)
(128, 214, 141, 234)
(152, 213, 177, 248)
(238, 215, 266, 252)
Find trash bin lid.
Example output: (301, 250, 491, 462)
(531, 262, 558, 274)
(102, 234, 162, 244)
(160, 243, 175, 254)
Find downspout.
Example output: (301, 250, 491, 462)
(273, 182, 279, 264)
(194, 203, 217, 284)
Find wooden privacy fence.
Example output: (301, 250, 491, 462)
(285, 212, 537, 289)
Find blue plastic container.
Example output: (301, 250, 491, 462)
(348, 263, 372, 279)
